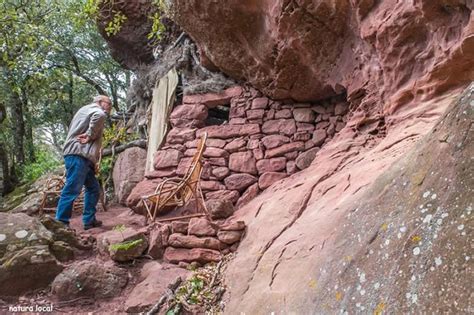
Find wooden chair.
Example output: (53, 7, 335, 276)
(39, 175, 84, 214)
(39, 175, 106, 215)
(140, 132, 210, 223)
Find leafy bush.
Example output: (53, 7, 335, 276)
(20, 149, 61, 182)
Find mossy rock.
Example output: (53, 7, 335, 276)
(97, 228, 148, 262)
(51, 260, 128, 299)
(0, 245, 63, 296)
(0, 213, 53, 259)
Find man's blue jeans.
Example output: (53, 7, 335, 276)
(56, 155, 100, 226)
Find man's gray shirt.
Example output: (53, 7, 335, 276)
(63, 103, 107, 165)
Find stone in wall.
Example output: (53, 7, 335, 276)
(229, 151, 257, 175)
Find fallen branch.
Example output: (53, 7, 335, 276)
(209, 260, 223, 288)
(102, 139, 147, 156)
(147, 277, 183, 315)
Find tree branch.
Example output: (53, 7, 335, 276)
(102, 139, 147, 156)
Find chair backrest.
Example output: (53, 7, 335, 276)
(179, 132, 207, 201)
(45, 176, 65, 191)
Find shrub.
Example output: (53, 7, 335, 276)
(20, 149, 61, 182)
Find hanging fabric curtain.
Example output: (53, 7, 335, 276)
(145, 68, 179, 175)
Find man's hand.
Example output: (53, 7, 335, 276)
(77, 133, 91, 144)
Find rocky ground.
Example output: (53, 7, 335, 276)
(0, 202, 244, 314)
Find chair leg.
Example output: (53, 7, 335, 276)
(152, 195, 161, 221)
(142, 199, 154, 223)
(198, 184, 210, 218)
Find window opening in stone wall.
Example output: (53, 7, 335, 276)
(205, 105, 229, 126)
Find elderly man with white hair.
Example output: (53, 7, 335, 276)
(56, 95, 112, 230)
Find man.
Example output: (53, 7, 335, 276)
(56, 95, 112, 230)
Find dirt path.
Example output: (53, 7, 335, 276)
(69, 204, 146, 237)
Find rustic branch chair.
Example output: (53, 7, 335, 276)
(39, 175, 84, 214)
(39, 156, 107, 215)
(140, 132, 210, 223)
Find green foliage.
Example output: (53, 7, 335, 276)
(98, 155, 113, 181)
(20, 150, 61, 182)
(102, 123, 132, 148)
(146, 0, 168, 45)
(147, 11, 166, 43)
(175, 274, 206, 305)
(0, 0, 132, 190)
(99, 123, 137, 181)
(108, 239, 143, 252)
(83, 0, 101, 18)
(165, 308, 178, 315)
(105, 10, 128, 36)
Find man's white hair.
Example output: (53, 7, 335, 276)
(93, 95, 110, 103)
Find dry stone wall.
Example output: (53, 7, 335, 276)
(127, 86, 348, 211)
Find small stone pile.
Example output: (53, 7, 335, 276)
(96, 199, 244, 266)
(128, 86, 349, 211)
(148, 218, 245, 267)
(96, 218, 245, 266)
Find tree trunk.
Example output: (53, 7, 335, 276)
(10, 90, 25, 165)
(21, 87, 35, 163)
(0, 103, 5, 123)
(105, 74, 120, 111)
(0, 142, 13, 195)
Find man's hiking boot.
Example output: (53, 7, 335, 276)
(84, 219, 103, 230)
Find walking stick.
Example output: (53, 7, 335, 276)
(97, 149, 108, 212)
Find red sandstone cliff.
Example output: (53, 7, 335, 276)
(100, 0, 473, 313)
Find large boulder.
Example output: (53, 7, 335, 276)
(0, 245, 63, 296)
(0, 214, 93, 295)
(0, 213, 53, 257)
(113, 147, 147, 204)
(51, 260, 128, 299)
(126, 178, 162, 214)
(125, 262, 190, 312)
(171, 0, 473, 109)
(97, 1, 158, 70)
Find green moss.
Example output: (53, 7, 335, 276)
(1, 183, 31, 211)
(108, 239, 143, 252)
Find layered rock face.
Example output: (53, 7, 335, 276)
(98, 1, 473, 313)
(222, 84, 473, 313)
(171, 0, 473, 108)
(127, 86, 350, 213)
(96, 0, 157, 70)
